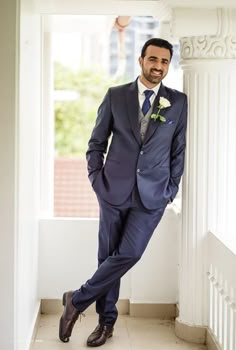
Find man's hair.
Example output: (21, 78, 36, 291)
(141, 38, 173, 60)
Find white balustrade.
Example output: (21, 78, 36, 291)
(207, 232, 236, 350)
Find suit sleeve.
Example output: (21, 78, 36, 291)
(169, 94, 188, 201)
(86, 89, 113, 185)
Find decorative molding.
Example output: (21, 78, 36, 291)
(207, 271, 236, 309)
(175, 318, 207, 344)
(207, 329, 222, 350)
(171, 8, 236, 38)
(216, 8, 234, 36)
(175, 317, 230, 349)
(29, 304, 41, 350)
(180, 35, 236, 59)
(40, 299, 177, 319)
(41, 298, 129, 315)
(129, 303, 176, 319)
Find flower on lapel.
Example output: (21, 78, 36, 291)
(150, 97, 171, 122)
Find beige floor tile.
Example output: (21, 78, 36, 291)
(32, 314, 207, 350)
(126, 318, 206, 350)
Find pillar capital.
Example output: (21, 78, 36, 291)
(180, 35, 236, 60)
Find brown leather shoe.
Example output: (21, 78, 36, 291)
(87, 324, 114, 347)
(59, 291, 80, 342)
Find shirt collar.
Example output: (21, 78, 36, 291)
(137, 78, 161, 96)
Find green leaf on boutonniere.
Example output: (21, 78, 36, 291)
(150, 114, 166, 122)
(159, 116, 166, 122)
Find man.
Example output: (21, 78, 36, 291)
(59, 38, 187, 347)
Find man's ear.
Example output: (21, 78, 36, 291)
(138, 57, 142, 67)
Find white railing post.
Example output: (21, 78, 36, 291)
(207, 233, 236, 350)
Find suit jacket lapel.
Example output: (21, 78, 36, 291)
(143, 83, 170, 144)
(126, 80, 142, 145)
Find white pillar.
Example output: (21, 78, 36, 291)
(171, 8, 236, 343)
(40, 30, 54, 216)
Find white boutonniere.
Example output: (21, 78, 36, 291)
(150, 97, 171, 122)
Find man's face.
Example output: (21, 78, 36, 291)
(139, 45, 171, 88)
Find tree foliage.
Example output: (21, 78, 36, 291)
(54, 62, 127, 157)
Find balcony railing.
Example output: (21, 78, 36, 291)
(207, 232, 236, 350)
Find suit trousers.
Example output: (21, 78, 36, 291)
(72, 189, 166, 326)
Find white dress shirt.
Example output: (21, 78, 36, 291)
(137, 78, 161, 110)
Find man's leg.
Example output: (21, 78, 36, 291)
(72, 204, 166, 311)
(59, 204, 166, 344)
(95, 199, 130, 327)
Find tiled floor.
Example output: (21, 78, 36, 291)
(32, 314, 207, 350)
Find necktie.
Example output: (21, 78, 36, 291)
(142, 90, 154, 115)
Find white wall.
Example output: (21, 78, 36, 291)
(131, 208, 180, 303)
(0, 0, 42, 349)
(15, 0, 42, 349)
(0, 1, 18, 348)
(39, 208, 180, 304)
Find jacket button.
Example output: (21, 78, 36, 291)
(137, 169, 140, 173)
(140, 150, 144, 155)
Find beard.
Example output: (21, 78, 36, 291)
(142, 66, 165, 85)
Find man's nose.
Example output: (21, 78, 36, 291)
(153, 61, 162, 70)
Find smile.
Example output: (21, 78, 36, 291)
(151, 69, 162, 77)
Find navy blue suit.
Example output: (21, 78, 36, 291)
(72, 79, 187, 326)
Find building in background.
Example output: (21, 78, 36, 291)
(109, 16, 159, 79)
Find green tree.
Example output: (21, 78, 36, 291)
(54, 62, 127, 157)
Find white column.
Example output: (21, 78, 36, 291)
(171, 8, 236, 343)
(40, 30, 54, 216)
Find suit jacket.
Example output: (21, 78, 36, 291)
(86, 79, 188, 210)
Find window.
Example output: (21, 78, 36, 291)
(50, 15, 181, 218)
